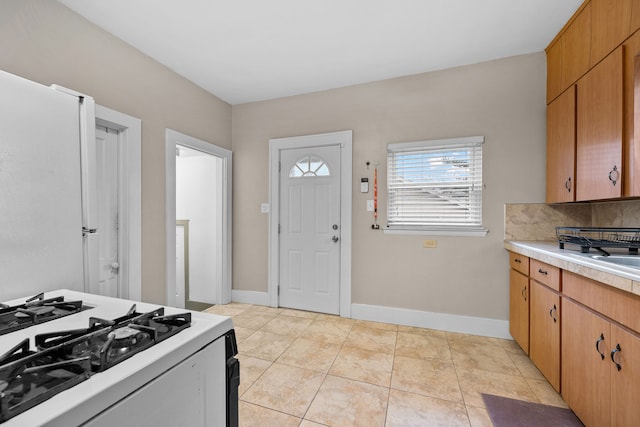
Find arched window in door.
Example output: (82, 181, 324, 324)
(289, 155, 330, 177)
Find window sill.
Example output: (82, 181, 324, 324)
(383, 227, 489, 237)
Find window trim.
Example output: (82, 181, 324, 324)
(384, 135, 488, 237)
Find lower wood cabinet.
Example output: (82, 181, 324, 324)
(508, 252, 640, 427)
(529, 280, 560, 391)
(610, 324, 640, 427)
(562, 297, 611, 427)
(509, 268, 529, 354)
(562, 272, 640, 427)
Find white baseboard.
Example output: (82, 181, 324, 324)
(351, 303, 512, 339)
(231, 289, 270, 306)
(229, 291, 511, 339)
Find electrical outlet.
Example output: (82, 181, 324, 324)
(423, 239, 437, 248)
(260, 203, 270, 213)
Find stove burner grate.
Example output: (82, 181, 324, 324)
(0, 304, 191, 423)
(0, 294, 87, 336)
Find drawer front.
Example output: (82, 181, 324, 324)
(510, 252, 529, 275)
(563, 270, 640, 334)
(530, 259, 561, 291)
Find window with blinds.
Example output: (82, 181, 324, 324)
(386, 136, 487, 236)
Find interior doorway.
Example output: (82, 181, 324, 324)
(95, 125, 120, 298)
(165, 129, 232, 309)
(175, 145, 223, 310)
(93, 105, 142, 301)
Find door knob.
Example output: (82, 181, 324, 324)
(332, 235, 339, 243)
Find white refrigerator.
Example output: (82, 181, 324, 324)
(0, 69, 97, 301)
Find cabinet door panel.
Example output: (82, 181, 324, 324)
(547, 40, 563, 103)
(632, 0, 640, 35)
(576, 47, 623, 201)
(546, 86, 576, 203)
(590, 0, 632, 67)
(610, 325, 640, 427)
(562, 298, 611, 427)
(509, 270, 529, 354)
(562, 3, 592, 88)
(622, 31, 640, 197)
(529, 281, 560, 391)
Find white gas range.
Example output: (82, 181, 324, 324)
(0, 290, 239, 427)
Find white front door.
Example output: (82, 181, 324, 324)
(279, 145, 341, 314)
(95, 126, 120, 297)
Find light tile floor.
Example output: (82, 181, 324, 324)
(204, 303, 568, 427)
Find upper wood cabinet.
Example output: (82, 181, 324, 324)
(562, 3, 592, 90)
(576, 46, 623, 201)
(590, 0, 632, 67)
(546, 86, 576, 203)
(623, 31, 640, 197)
(632, 0, 640, 35)
(547, 40, 563, 103)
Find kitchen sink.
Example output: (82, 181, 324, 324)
(590, 255, 640, 269)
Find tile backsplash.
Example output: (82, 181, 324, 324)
(504, 200, 640, 241)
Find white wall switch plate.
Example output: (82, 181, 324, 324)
(366, 200, 374, 212)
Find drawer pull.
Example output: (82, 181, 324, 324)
(565, 177, 572, 192)
(549, 304, 557, 323)
(538, 268, 548, 276)
(521, 286, 527, 302)
(514, 258, 521, 264)
(596, 333, 606, 360)
(611, 344, 622, 371)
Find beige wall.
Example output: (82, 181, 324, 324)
(0, 0, 232, 303)
(0, 0, 550, 321)
(233, 52, 548, 320)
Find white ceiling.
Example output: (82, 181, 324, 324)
(56, 0, 582, 105)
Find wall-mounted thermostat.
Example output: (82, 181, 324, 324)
(361, 178, 369, 193)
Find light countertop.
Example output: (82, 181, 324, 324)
(504, 240, 640, 297)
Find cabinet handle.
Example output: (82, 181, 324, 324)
(609, 165, 619, 186)
(596, 333, 606, 360)
(514, 258, 521, 264)
(565, 177, 572, 192)
(538, 268, 548, 276)
(521, 286, 527, 302)
(611, 344, 622, 371)
(549, 304, 557, 323)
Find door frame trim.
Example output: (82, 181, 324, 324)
(95, 105, 142, 301)
(165, 129, 233, 308)
(268, 130, 352, 318)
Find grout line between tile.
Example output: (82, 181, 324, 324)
(227, 303, 564, 426)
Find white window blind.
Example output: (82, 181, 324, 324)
(386, 136, 486, 235)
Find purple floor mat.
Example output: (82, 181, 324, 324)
(481, 394, 584, 427)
